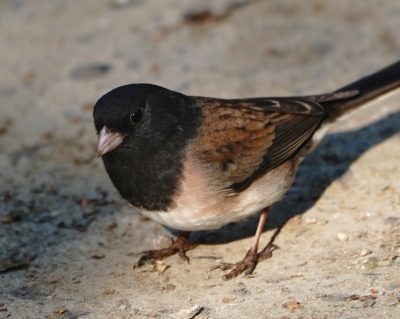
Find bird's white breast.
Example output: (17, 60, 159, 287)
(139, 158, 299, 231)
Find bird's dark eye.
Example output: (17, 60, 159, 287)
(130, 109, 142, 125)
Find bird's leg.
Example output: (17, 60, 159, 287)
(211, 207, 277, 280)
(134, 231, 195, 268)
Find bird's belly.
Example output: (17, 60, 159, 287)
(139, 161, 297, 231)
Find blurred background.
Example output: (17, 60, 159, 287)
(0, 1, 399, 318)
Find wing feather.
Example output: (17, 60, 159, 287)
(191, 96, 328, 192)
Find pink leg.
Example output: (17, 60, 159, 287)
(212, 207, 277, 280)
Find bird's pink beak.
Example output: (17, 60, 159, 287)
(96, 126, 126, 157)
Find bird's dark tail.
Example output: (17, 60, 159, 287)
(324, 60, 400, 121)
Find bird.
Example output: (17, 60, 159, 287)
(93, 61, 400, 280)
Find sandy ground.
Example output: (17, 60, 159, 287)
(0, 0, 400, 318)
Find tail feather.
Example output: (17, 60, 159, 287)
(325, 60, 400, 120)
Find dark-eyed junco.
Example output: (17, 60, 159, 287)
(93, 61, 400, 279)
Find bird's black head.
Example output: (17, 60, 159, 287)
(94, 84, 156, 136)
(93, 83, 198, 156)
(93, 83, 202, 211)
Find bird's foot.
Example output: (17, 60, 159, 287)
(258, 243, 278, 262)
(133, 234, 195, 268)
(211, 244, 278, 280)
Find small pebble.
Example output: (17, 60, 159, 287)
(316, 219, 329, 225)
(282, 300, 302, 312)
(360, 249, 372, 257)
(176, 304, 204, 319)
(305, 217, 317, 224)
(154, 261, 169, 273)
(53, 308, 68, 315)
(90, 254, 105, 260)
(103, 288, 115, 295)
(337, 233, 349, 241)
(162, 284, 176, 291)
(222, 296, 235, 303)
(304, 217, 328, 225)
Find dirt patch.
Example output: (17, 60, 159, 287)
(0, 0, 399, 318)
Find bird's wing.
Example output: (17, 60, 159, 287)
(191, 94, 351, 192)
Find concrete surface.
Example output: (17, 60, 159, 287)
(0, 0, 399, 318)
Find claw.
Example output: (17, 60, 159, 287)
(212, 244, 277, 280)
(132, 233, 194, 269)
(178, 249, 190, 264)
(210, 263, 232, 272)
(133, 251, 157, 268)
(258, 244, 279, 261)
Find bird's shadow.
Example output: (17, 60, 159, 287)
(188, 111, 400, 246)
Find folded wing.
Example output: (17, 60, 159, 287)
(192, 94, 351, 192)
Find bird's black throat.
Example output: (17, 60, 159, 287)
(101, 96, 202, 212)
